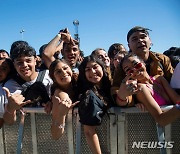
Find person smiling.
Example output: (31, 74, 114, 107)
(77, 56, 112, 154)
(3, 41, 53, 125)
(91, 48, 112, 82)
(112, 26, 174, 106)
(118, 53, 180, 126)
(49, 59, 78, 139)
(43, 28, 81, 73)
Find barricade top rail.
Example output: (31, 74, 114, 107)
(108, 105, 174, 114)
(22, 105, 174, 114)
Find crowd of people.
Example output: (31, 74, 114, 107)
(0, 26, 180, 154)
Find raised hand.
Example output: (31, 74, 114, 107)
(52, 96, 79, 117)
(120, 74, 141, 97)
(59, 28, 79, 46)
(3, 87, 31, 112)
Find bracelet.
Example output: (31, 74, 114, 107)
(175, 104, 180, 110)
(52, 120, 65, 129)
(5, 106, 14, 115)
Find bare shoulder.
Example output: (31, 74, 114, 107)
(53, 89, 69, 99)
(153, 75, 166, 83)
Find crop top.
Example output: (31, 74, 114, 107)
(146, 77, 171, 106)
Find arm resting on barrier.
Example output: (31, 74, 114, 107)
(136, 84, 180, 126)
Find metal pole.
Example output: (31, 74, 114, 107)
(20, 29, 25, 40)
(73, 20, 79, 43)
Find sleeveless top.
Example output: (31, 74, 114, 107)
(146, 77, 171, 106)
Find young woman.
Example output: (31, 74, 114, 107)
(117, 53, 180, 126)
(49, 59, 78, 139)
(0, 58, 16, 128)
(77, 56, 112, 154)
(113, 51, 127, 69)
(91, 48, 112, 82)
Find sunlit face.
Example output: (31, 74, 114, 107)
(53, 61, 73, 86)
(85, 61, 103, 84)
(0, 59, 10, 82)
(112, 45, 126, 58)
(113, 53, 125, 68)
(128, 31, 151, 60)
(122, 56, 146, 81)
(95, 50, 110, 67)
(0, 52, 9, 59)
(14, 56, 37, 81)
(62, 44, 80, 67)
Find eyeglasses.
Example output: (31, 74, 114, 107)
(126, 62, 142, 75)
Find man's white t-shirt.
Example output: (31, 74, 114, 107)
(2, 70, 53, 108)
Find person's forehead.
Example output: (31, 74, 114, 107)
(115, 53, 124, 58)
(96, 50, 106, 55)
(86, 61, 98, 67)
(0, 52, 7, 54)
(130, 31, 148, 38)
(14, 55, 34, 61)
(64, 44, 79, 49)
(56, 61, 68, 68)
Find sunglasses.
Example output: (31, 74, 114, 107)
(126, 62, 143, 75)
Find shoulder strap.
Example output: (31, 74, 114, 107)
(13, 74, 26, 86)
(22, 70, 46, 91)
(36, 70, 46, 82)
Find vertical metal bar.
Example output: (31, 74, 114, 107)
(109, 114, 117, 154)
(118, 113, 126, 154)
(67, 109, 74, 154)
(74, 109, 81, 154)
(0, 126, 5, 154)
(165, 124, 171, 154)
(156, 123, 167, 154)
(31, 113, 38, 154)
(17, 113, 25, 154)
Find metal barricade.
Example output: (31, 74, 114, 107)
(1, 106, 180, 154)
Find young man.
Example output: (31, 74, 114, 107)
(112, 26, 174, 106)
(42, 28, 81, 73)
(3, 41, 53, 125)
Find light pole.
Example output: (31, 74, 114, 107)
(20, 29, 25, 40)
(73, 20, 80, 44)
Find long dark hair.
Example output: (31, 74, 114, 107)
(49, 59, 77, 98)
(77, 55, 112, 105)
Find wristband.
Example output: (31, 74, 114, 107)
(52, 121, 65, 129)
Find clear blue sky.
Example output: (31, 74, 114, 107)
(0, 0, 179, 56)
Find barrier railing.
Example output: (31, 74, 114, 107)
(0, 106, 179, 154)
